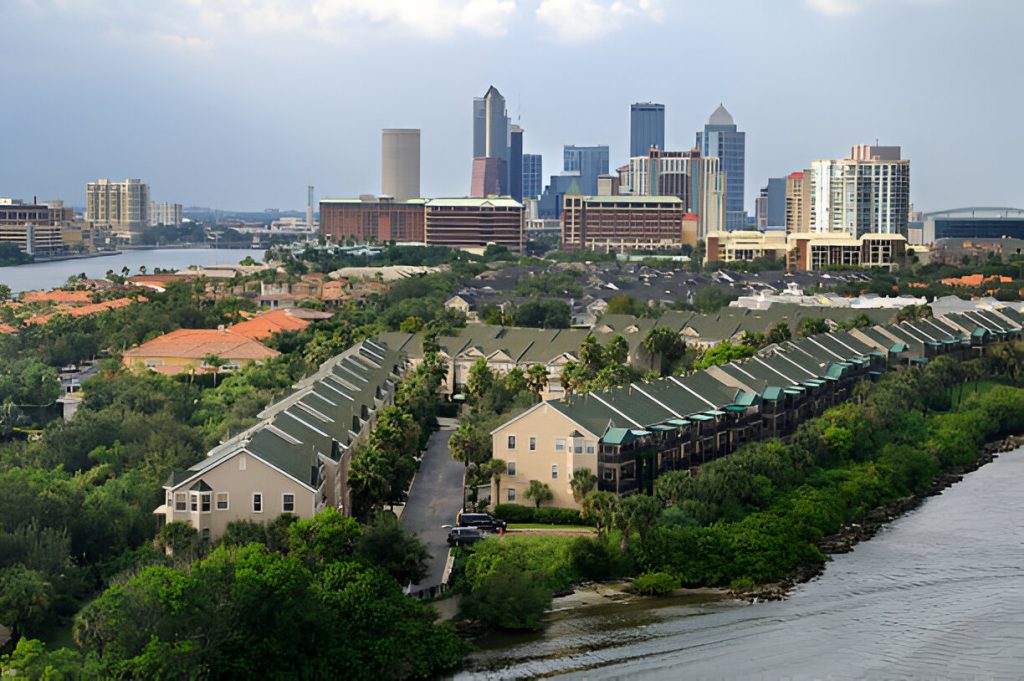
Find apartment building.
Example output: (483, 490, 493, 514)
(156, 340, 403, 540)
(784, 172, 809, 234)
(149, 202, 183, 227)
(86, 178, 150, 239)
(808, 146, 910, 236)
(621, 149, 725, 239)
(489, 308, 1024, 509)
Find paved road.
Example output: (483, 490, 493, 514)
(401, 417, 465, 591)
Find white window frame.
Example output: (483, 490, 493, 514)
(282, 493, 295, 513)
(529, 437, 536, 451)
(507, 435, 516, 450)
(200, 492, 212, 514)
(585, 441, 596, 454)
(507, 487, 516, 502)
(215, 492, 229, 511)
(555, 438, 566, 451)
(551, 464, 559, 480)
(507, 461, 517, 477)
(252, 492, 263, 513)
(190, 493, 198, 512)
(174, 492, 187, 512)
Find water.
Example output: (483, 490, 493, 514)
(0, 248, 265, 293)
(458, 448, 1024, 680)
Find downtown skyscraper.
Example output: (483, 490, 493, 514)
(471, 85, 513, 197)
(630, 102, 665, 158)
(696, 104, 746, 230)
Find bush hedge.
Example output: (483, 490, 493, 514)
(492, 504, 594, 526)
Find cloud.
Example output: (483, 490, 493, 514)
(806, 0, 951, 16)
(535, 0, 663, 43)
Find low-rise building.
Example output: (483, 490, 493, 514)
(319, 197, 426, 244)
(489, 308, 1024, 509)
(561, 195, 691, 251)
(122, 327, 280, 376)
(156, 340, 403, 540)
(425, 198, 524, 253)
(705, 230, 787, 263)
(702, 231, 907, 271)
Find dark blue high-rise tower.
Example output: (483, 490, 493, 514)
(630, 102, 665, 158)
(696, 104, 746, 230)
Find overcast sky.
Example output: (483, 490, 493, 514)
(1, 0, 1019, 212)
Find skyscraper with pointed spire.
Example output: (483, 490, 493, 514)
(696, 103, 746, 230)
(471, 85, 511, 196)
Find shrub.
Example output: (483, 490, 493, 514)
(492, 504, 593, 526)
(492, 504, 534, 523)
(459, 565, 552, 631)
(568, 537, 619, 581)
(632, 572, 679, 596)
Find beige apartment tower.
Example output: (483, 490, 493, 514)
(86, 178, 149, 239)
(381, 129, 421, 201)
(785, 171, 810, 234)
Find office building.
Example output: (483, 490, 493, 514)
(509, 125, 523, 202)
(149, 202, 183, 227)
(808, 145, 910, 236)
(918, 207, 1024, 243)
(471, 86, 511, 196)
(424, 198, 523, 252)
(630, 102, 665, 158)
(471, 157, 505, 198)
(381, 129, 420, 200)
(537, 173, 582, 219)
(703, 230, 907, 271)
(86, 178, 150, 239)
(522, 153, 543, 201)
(706, 230, 788, 264)
(755, 177, 786, 228)
(623, 148, 726, 239)
(563, 145, 609, 196)
(785, 172, 809, 234)
(319, 197, 426, 244)
(562, 195, 691, 251)
(696, 104, 746, 230)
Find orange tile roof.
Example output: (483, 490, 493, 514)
(0, 323, 16, 334)
(229, 309, 311, 340)
(940, 274, 1013, 287)
(68, 297, 137, 317)
(21, 290, 93, 304)
(123, 328, 280, 361)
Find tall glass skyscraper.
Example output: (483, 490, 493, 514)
(696, 104, 746, 230)
(630, 103, 665, 158)
(563, 145, 609, 196)
(522, 154, 542, 201)
(472, 86, 511, 196)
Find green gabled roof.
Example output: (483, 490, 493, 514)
(784, 387, 805, 395)
(689, 413, 714, 421)
(602, 427, 637, 445)
(734, 390, 758, 406)
(972, 327, 989, 337)
(891, 342, 908, 352)
(190, 480, 213, 492)
(762, 386, 783, 401)
(825, 364, 845, 380)
(650, 424, 676, 432)
(665, 418, 690, 426)
(725, 405, 747, 412)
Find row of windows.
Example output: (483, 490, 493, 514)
(506, 435, 595, 454)
(172, 491, 295, 514)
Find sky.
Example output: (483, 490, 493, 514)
(1, 0, 1021, 213)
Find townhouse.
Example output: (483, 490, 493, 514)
(489, 308, 1024, 509)
(155, 339, 404, 541)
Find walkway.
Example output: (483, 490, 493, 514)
(401, 417, 465, 592)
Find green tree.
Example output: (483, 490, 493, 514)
(524, 480, 554, 509)
(581, 491, 618, 534)
(798, 317, 829, 338)
(459, 564, 552, 631)
(0, 566, 52, 640)
(642, 326, 686, 374)
(615, 493, 662, 555)
(466, 357, 495, 402)
(570, 467, 598, 504)
(693, 341, 755, 370)
(356, 513, 429, 586)
(486, 459, 508, 510)
(526, 364, 549, 396)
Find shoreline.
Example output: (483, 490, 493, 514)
(729, 433, 1024, 603)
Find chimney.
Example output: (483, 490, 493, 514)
(217, 324, 226, 333)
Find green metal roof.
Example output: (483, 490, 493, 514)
(705, 410, 727, 417)
(762, 386, 783, 401)
(825, 364, 845, 380)
(650, 424, 676, 432)
(725, 405, 747, 412)
(665, 418, 690, 426)
(891, 342, 908, 352)
(734, 390, 758, 406)
(602, 428, 637, 445)
(689, 414, 714, 421)
(972, 328, 989, 337)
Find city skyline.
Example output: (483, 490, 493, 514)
(2, 0, 1020, 211)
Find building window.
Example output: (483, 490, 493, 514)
(529, 437, 536, 451)
(555, 438, 566, 451)
(603, 469, 615, 480)
(507, 488, 516, 502)
(507, 462, 517, 476)
(252, 493, 263, 513)
(215, 492, 229, 510)
(551, 465, 558, 480)
(585, 441, 596, 454)
(190, 493, 198, 512)
(507, 435, 516, 450)
(200, 493, 211, 513)
(239, 456, 246, 471)
(283, 494, 295, 513)
(174, 493, 186, 511)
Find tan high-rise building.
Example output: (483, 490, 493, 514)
(381, 129, 420, 201)
(808, 148, 910, 236)
(785, 171, 810, 234)
(86, 178, 149, 239)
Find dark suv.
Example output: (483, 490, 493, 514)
(447, 527, 485, 547)
(457, 512, 507, 533)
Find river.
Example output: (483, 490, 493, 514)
(457, 448, 1024, 680)
(0, 248, 265, 293)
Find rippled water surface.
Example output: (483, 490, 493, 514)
(457, 448, 1024, 680)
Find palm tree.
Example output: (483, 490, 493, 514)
(449, 422, 490, 510)
(570, 468, 598, 504)
(203, 353, 226, 386)
(526, 364, 549, 397)
(524, 480, 553, 509)
(642, 326, 686, 374)
(487, 459, 508, 508)
(580, 491, 617, 534)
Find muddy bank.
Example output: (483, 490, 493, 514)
(731, 435, 1024, 603)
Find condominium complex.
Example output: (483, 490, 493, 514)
(696, 104, 746, 230)
(149, 202, 183, 227)
(381, 128, 421, 201)
(561, 195, 695, 251)
(621, 148, 725, 239)
(86, 178, 149, 238)
(424, 198, 524, 252)
(784, 171, 809, 234)
(807, 146, 910, 236)
(319, 197, 426, 244)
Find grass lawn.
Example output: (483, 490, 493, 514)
(508, 523, 595, 532)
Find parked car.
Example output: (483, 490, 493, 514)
(456, 512, 507, 533)
(447, 526, 485, 547)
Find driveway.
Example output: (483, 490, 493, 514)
(401, 416, 465, 591)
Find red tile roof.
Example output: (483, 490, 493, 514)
(21, 290, 93, 304)
(123, 328, 280, 361)
(229, 309, 312, 340)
